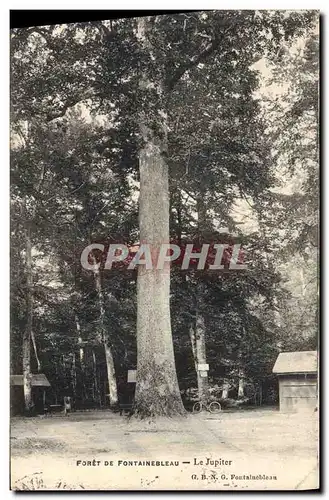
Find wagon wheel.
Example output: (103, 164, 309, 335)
(209, 401, 221, 414)
(193, 401, 203, 413)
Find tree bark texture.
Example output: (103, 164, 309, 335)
(23, 225, 33, 413)
(135, 137, 185, 417)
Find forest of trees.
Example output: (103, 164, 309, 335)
(10, 11, 319, 418)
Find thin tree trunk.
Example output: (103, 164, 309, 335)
(92, 350, 100, 407)
(134, 17, 185, 418)
(54, 361, 58, 404)
(99, 372, 102, 408)
(31, 330, 41, 372)
(72, 353, 77, 398)
(23, 225, 33, 413)
(103, 340, 118, 407)
(190, 315, 208, 403)
(222, 382, 230, 400)
(92, 264, 118, 407)
(195, 313, 208, 403)
(189, 323, 197, 370)
(238, 368, 245, 398)
(193, 194, 209, 403)
(75, 315, 84, 365)
(20, 121, 45, 414)
(75, 315, 86, 401)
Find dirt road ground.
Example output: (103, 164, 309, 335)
(10, 408, 319, 491)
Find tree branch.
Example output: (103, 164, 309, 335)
(91, 20, 116, 44)
(32, 27, 58, 53)
(45, 90, 103, 122)
(166, 21, 235, 91)
(166, 39, 220, 91)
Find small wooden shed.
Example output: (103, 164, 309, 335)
(10, 374, 51, 414)
(272, 351, 318, 412)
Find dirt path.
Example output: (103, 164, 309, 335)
(10, 409, 319, 490)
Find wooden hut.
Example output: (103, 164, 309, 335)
(10, 374, 51, 414)
(272, 351, 318, 412)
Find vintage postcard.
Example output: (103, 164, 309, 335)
(10, 10, 319, 491)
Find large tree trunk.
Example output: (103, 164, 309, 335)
(134, 137, 185, 418)
(23, 225, 33, 413)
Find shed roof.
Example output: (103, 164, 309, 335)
(272, 351, 317, 374)
(10, 374, 51, 387)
